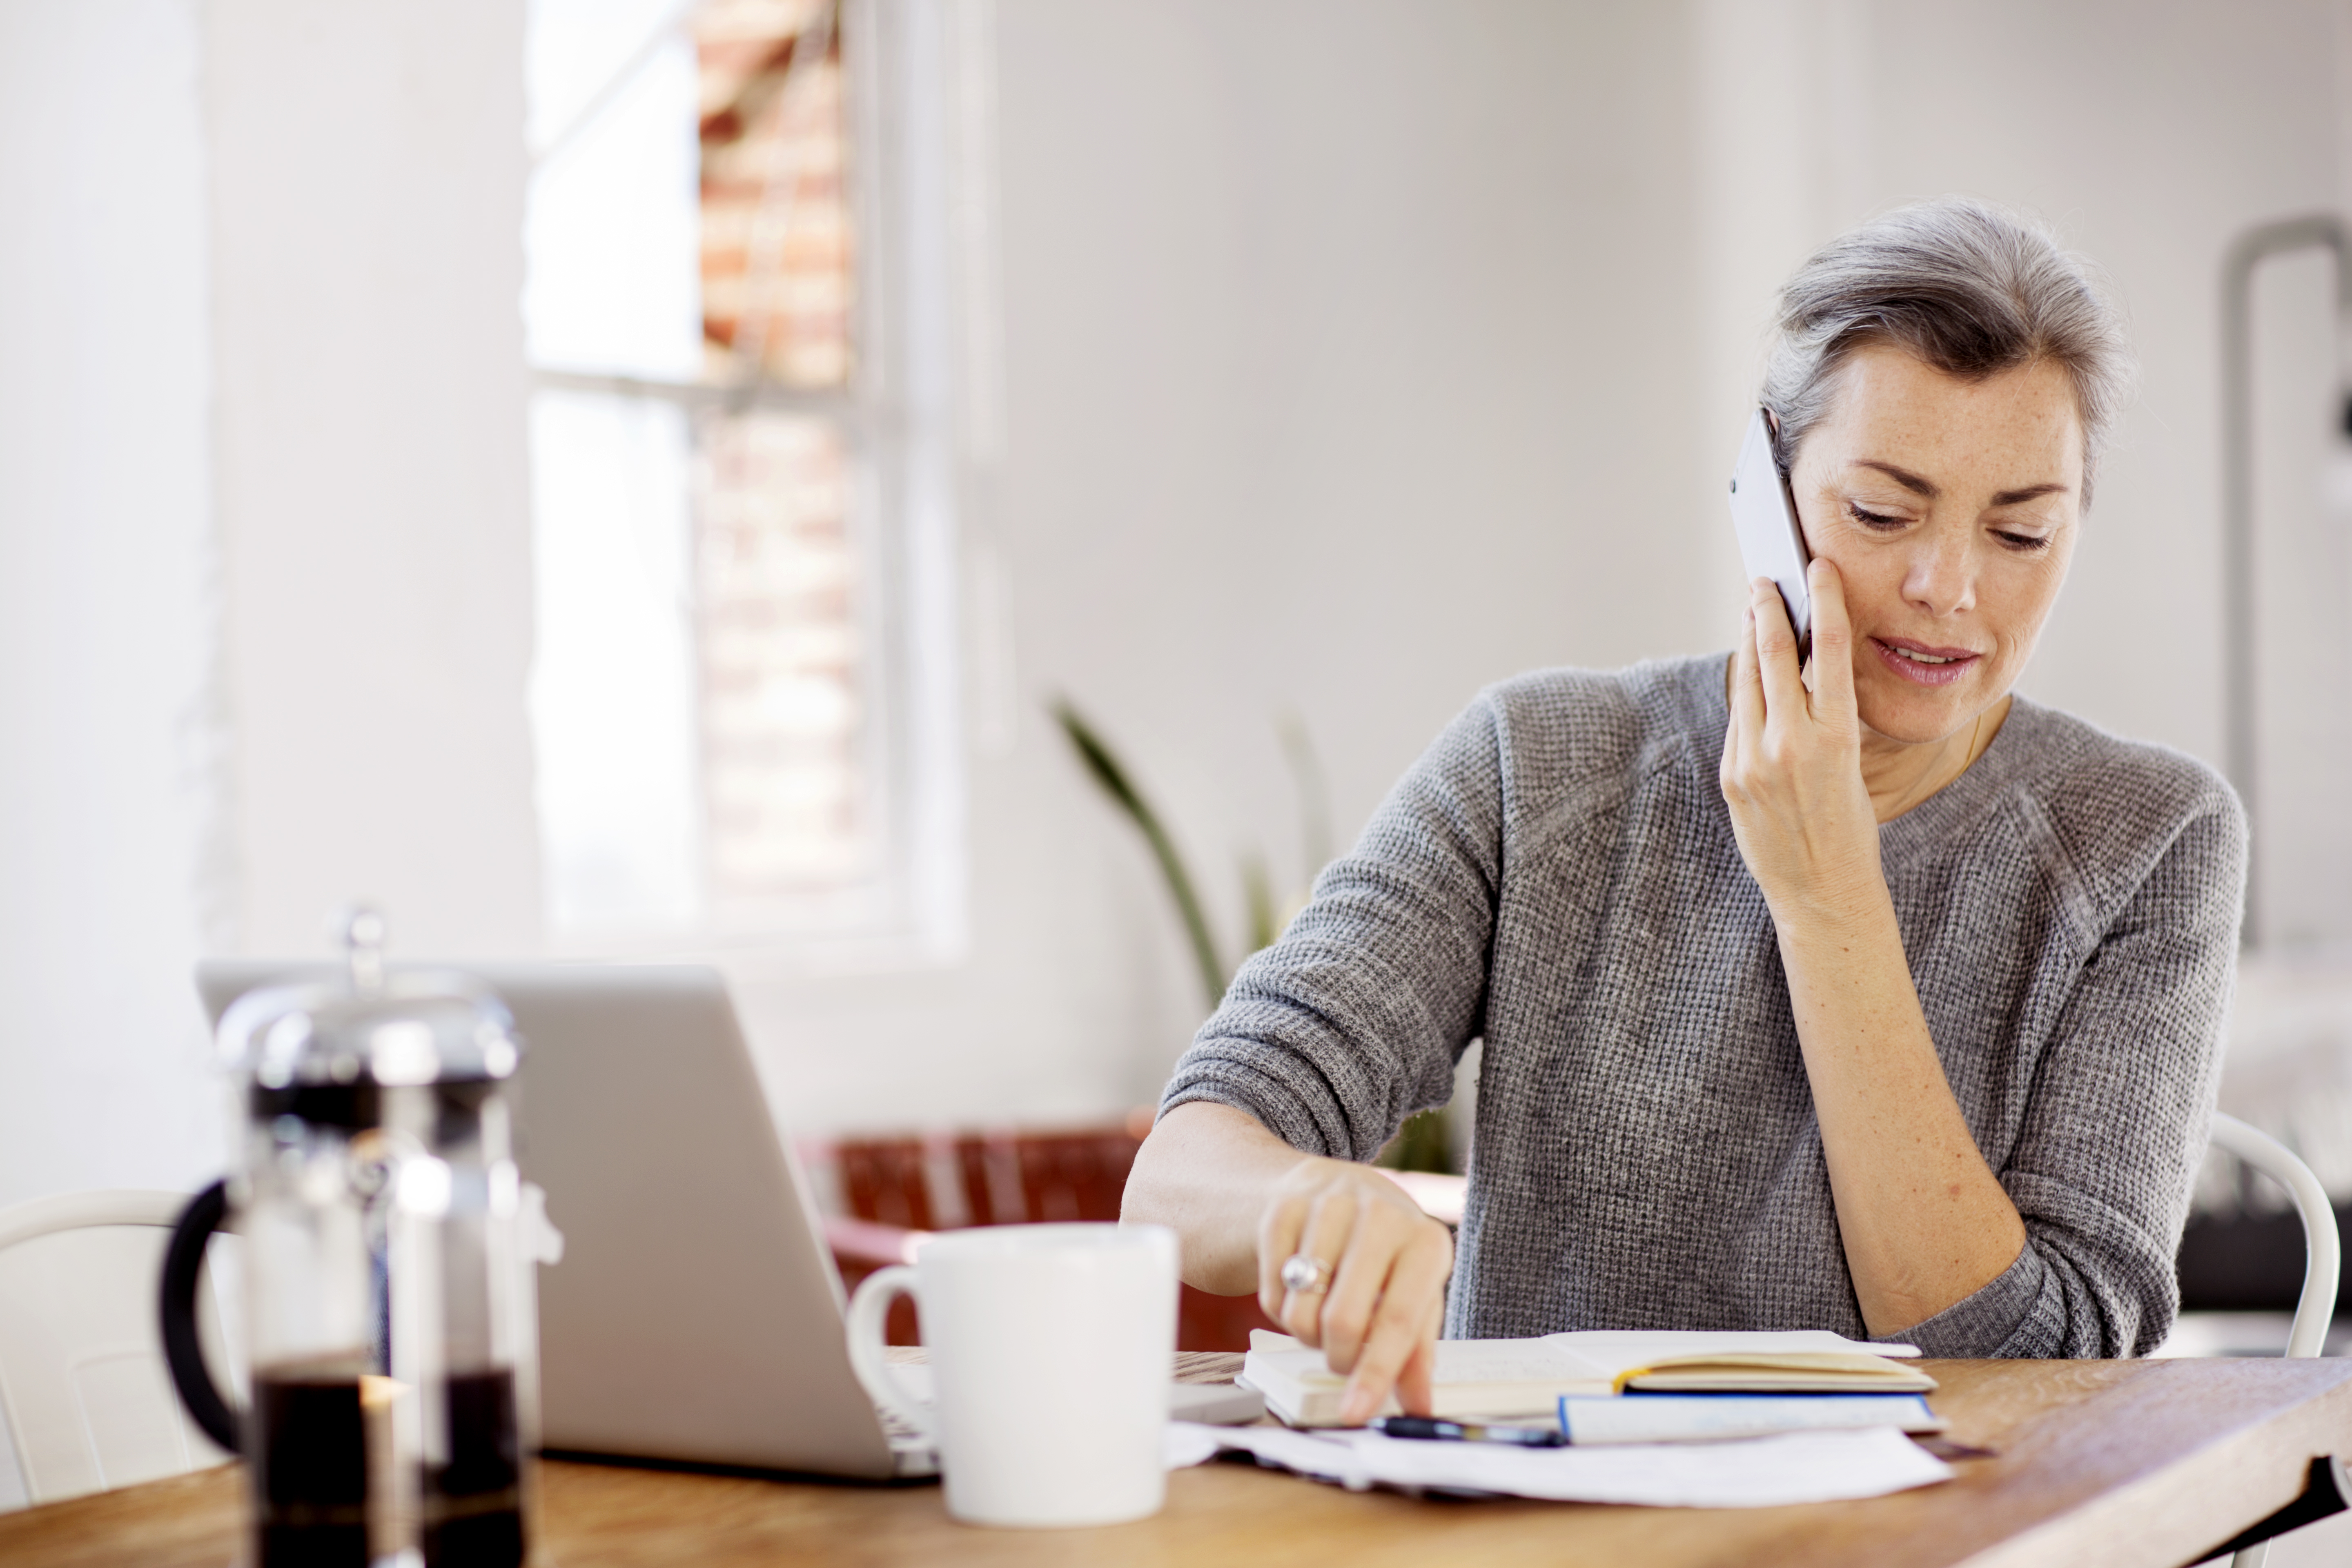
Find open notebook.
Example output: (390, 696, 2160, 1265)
(1239, 1329, 1934, 1427)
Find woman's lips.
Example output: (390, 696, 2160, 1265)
(1869, 635, 1981, 688)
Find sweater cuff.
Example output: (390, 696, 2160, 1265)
(1158, 1065, 1340, 1159)
(1876, 1241, 2047, 1358)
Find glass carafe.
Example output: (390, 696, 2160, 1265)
(163, 911, 542, 1568)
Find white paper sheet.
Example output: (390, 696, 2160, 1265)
(1164, 1421, 1952, 1506)
(1557, 1393, 1944, 1444)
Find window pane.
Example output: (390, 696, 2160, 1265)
(526, 0, 909, 946)
(525, 2, 702, 380)
(529, 391, 704, 933)
(696, 410, 873, 895)
(696, 0, 854, 388)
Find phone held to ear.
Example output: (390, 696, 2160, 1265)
(1728, 407, 1812, 663)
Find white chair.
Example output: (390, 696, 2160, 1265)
(0, 1189, 239, 1509)
(2205, 1114, 2343, 1568)
(2207, 1113, 2341, 1360)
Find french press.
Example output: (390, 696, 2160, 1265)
(162, 911, 543, 1568)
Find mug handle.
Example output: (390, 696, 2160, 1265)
(158, 1180, 241, 1453)
(843, 1265, 934, 1440)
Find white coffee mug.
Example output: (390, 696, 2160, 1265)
(844, 1222, 1178, 1528)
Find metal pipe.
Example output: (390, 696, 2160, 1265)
(2218, 214, 2350, 951)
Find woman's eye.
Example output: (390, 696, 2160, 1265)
(1846, 501, 1905, 530)
(1994, 530, 2052, 552)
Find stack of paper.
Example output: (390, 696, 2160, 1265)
(1163, 1421, 1953, 1507)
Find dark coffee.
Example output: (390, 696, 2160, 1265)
(247, 1366, 526, 1568)
(422, 1368, 526, 1568)
(250, 1374, 370, 1568)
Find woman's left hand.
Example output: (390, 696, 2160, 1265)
(1719, 560, 1881, 923)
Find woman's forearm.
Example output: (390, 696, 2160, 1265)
(1722, 565, 2028, 1339)
(1776, 884, 2027, 1336)
(1122, 1101, 1315, 1293)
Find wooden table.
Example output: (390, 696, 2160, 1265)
(7, 1356, 2350, 1568)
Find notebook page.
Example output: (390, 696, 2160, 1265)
(1546, 1329, 1920, 1381)
(1246, 1332, 1616, 1391)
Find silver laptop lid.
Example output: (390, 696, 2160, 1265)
(197, 961, 901, 1480)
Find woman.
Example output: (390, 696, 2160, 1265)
(1123, 198, 2245, 1424)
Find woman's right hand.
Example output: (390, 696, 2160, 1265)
(1256, 1157, 1454, 1424)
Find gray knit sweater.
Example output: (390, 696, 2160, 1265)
(1161, 655, 2246, 1357)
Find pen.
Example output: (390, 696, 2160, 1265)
(1370, 1416, 1566, 1448)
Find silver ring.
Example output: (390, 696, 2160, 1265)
(1280, 1252, 1332, 1295)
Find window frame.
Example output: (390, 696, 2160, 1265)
(524, 0, 976, 968)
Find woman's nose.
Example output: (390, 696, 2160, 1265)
(1902, 539, 1977, 617)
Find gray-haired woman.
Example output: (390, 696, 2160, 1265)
(1124, 197, 2244, 1421)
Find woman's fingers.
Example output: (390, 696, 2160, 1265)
(1723, 597, 1764, 799)
(1728, 597, 1765, 744)
(1806, 557, 1857, 728)
(1336, 1224, 1453, 1423)
(1256, 1188, 1310, 1323)
(1315, 1225, 1383, 1371)
(1751, 577, 1807, 722)
(1390, 1298, 1444, 1418)
(1278, 1185, 1360, 1343)
(1317, 1194, 1433, 1373)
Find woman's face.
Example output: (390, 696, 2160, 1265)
(1788, 342, 2082, 748)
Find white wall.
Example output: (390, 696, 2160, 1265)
(0, 0, 537, 1213)
(0, 0, 224, 1208)
(207, 0, 542, 961)
(6, 0, 2352, 1214)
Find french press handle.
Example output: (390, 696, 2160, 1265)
(158, 1180, 241, 1453)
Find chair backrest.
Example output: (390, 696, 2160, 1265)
(2209, 1113, 2341, 1359)
(961, 1131, 1137, 1226)
(0, 1189, 239, 1508)
(826, 1126, 1145, 1230)
(835, 1138, 940, 1230)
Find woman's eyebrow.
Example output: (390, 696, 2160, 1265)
(1850, 459, 1938, 497)
(1848, 460, 2069, 508)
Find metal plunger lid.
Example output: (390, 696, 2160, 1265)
(214, 906, 523, 1096)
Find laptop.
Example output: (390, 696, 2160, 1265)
(196, 961, 932, 1480)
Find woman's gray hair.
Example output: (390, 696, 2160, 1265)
(1762, 197, 2134, 506)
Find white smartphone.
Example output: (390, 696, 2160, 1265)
(1728, 407, 1812, 661)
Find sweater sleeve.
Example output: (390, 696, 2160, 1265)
(1157, 695, 1506, 1161)
(1892, 788, 2246, 1359)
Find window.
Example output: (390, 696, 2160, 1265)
(524, 0, 984, 958)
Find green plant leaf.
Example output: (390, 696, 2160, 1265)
(1277, 709, 1335, 888)
(1052, 698, 1228, 1012)
(1374, 1107, 1455, 1174)
(1241, 850, 1278, 956)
